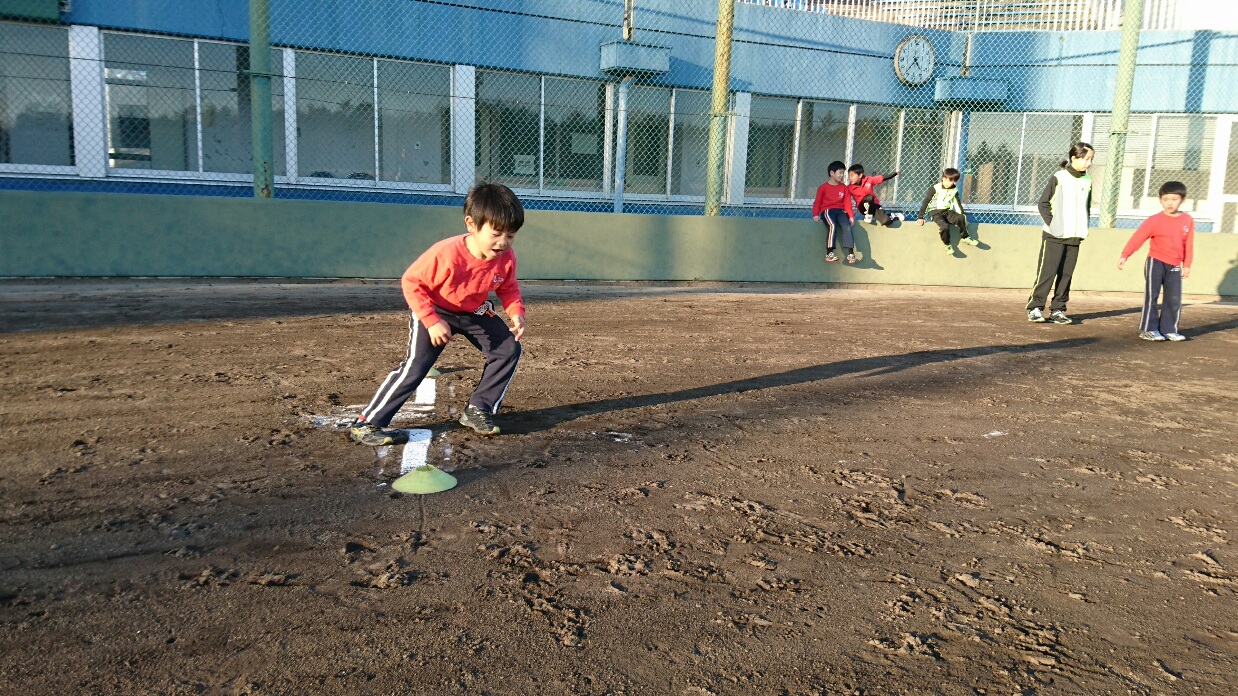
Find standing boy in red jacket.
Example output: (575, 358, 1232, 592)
(350, 183, 527, 445)
(847, 164, 905, 226)
(814, 161, 860, 264)
(1118, 180, 1195, 342)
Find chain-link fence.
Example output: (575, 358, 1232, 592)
(1, 0, 1235, 228)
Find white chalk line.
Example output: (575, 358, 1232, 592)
(400, 429, 434, 474)
(305, 378, 437, 429)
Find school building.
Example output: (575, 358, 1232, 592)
(2, 0, 1238, 231)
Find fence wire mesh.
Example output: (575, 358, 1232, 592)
(0, 0, 1235, 228)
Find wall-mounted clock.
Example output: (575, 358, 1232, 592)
(894, 34, 936, 87)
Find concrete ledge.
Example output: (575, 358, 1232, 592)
(2, 190, 1236, 297)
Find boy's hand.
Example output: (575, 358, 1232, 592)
(428, 320, 452, 347)
(511, 314, 526, 342)
(917, 218, 925, 226)
(813, 214, 820, 222)
(1183, 266, 1191, 279)
(1117, 257, 1126, 270)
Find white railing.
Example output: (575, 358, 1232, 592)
(740, 0, 1227, 32)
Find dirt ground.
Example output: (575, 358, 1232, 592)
(1, 279, 1236, 695)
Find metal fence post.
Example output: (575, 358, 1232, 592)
(705, 0, 736, 217)
(1098, 0, 1145, 228)
(249, 0, 275, 198)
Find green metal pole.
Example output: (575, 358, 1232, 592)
(1098, 0, 1144, 228)
(705, 0, 735, 217)
(249, 0, 274, 198)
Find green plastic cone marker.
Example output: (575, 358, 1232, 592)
(427, 367, 441, 377)
(392, 465, 457, 494)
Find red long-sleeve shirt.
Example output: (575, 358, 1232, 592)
(847, 173, 895, 207)
(401, 234, 525, 329)
(813, 182, 855, 219)
(1120, 212, 1195, 268)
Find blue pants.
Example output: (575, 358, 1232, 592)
(361, 309, 521, 427)
(1140, 257, 1183, 334)
(822, 209, 853, 252)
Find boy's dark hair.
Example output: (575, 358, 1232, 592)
(464, 182, 525, 232)
(942, 168, 961, 182)
(847, 164, 865, 176)
(1158, 180, 1187, 199)
(828, 160, 846, 175)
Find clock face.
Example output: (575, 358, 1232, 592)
(895, 35, 935, 86)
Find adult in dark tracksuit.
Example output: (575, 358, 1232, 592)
(1027, 142, 1094, 324)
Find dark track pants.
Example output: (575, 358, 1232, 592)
(1140, 257, 1183, 334)
(360, 309, 521, 427)
(858, 195, 892, 226)
(822, 209, 853, 252)
(1026, 237, 1081, 312)
(929, 210, 969, 245)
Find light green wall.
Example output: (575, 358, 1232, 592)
(3, 190, 1237, 297)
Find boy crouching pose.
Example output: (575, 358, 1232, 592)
(350, 183, 527, 445)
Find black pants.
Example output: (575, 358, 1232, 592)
(929, 210, 968, 245)
(1141, 257, 1183, 334)
(360, 309, 521, 427)
(857, 195, 891, 226)
(822, 209, 853, 252)
(1026, 237, 1081, 312)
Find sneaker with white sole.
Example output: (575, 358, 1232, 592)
(1028, 308, 1046, 323)
(863, 214, 873, 223)
(1164, 332, 1186, 341)
(944, 244, 954, 255)
(891, 212, 905, 221)
(960, 237, 979, 246)
(1048, 310, 1071, 324)
(459, 404, 500, 435)
(350, 422, 408, 446)
(1139, 331, 1167, 341)
(824, 252, 839, 262)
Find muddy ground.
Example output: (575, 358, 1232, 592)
(1, 280, 1236, 695)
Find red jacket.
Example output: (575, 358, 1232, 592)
(847, 173, 895, 207)
(813, 182, 855, 219)
(401, 234, 525, 329)
(1120, 212, 1195, 268)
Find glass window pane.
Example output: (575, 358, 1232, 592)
(1091, 113, 1153, 211)
(296, 51, 374, 180)
(1148, 115, 1214, 211)
(378, 59, 450, 184)
(624, 86, 670, 195)
(963, 112, 1020, 205)
(1225, 122, 1238, 197)
(0, 22, 72, 167)
(794, 100, 848, 200)
(745, 95, 796, 198)
(1016, 113, 1083, 207)
(544, 77, 605, 192)
(198, 42, 285, 175)
(475, 70, 540, 189)
(851, 104, 899, 199)
(105, 33, 197, 171)
(671, 89, 710, 197)
(898, 108, 946, 204)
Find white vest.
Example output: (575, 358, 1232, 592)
(1044, 169, 1092, 239)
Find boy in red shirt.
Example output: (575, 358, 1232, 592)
(847, 164, 905, 226)
(813, 160, 860, 264)
(350, 183, 527, 445)
(1118, 180, 1195, 342)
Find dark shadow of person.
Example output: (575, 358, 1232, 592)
(850, 222, 885, 270)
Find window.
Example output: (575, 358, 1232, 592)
(476, 70, 540, 189)
(296, 51, 374, 180)
(378, 59, 451, 184)
(745, 96, 797, 198)
(0, 22, 72, 167)
(544, 77, 605, 192)
(624, 86, 670, 195)
(964, 112, 1021, 205)
(670, 89, 710, 197)
(851, 104, 899, 199)
(1147, 115, 1215, 211)
(1091, 113, 1153, 211)
(898, 108, 946, 205)
(104, 33, 197, 171)
(1016, 113, 1084, 207)
(198, 42, 285, 175)
(794, 100, 848, 199)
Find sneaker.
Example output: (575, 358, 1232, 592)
(459, 404, 500, 435)
(1048, 310, 1071, 324)
(824, 252, 839, 263)
(846, 253, 857, 264)
(350, 422, 408, 446)
(960, 237, 979, 246)
(863, 214, 873, 223)
(1139, 331, 1167, 341)
(891, 212, 906, 221)
(944, 244, 954, 255)
(1027, 308, 1046, 323)
(1164, 332, 1186, 342)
